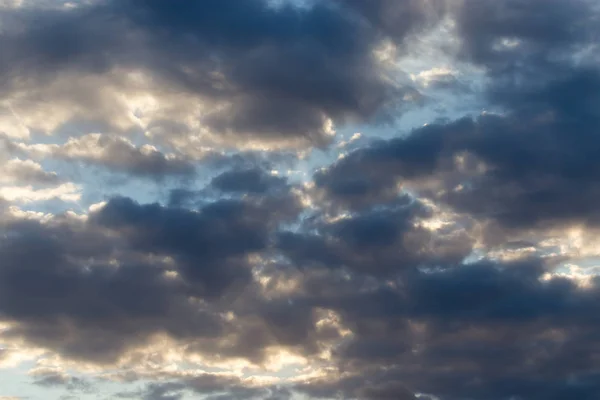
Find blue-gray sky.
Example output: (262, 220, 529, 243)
(1, 1, 600, 399)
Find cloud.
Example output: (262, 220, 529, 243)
(1, 155, 600, 400)
(211, 167, 288, 194)
(6, 132, 198, 182)
(30, 367, 93, 392)
(0, 0, 438, 149)
(0, 158, 59, 185)
(286, 257, 600, 400)
(454, 0, 597, 74)
(313, 118, 473, 210)
(0, 205, 230, 362)
(52, 134, 196, 179)
(90, 196, 271, 297)
(0, 182, 80, 203)
(278, 196, 473, 277)
(358, 381, 417, 400)
(0, 183, 306, 365)
(315, 68, 600, 230)
(117, 376, 291, 400)
(2, 1, 600, 399)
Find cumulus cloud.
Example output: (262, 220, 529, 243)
(0, 182, 80, 203)
(0, 0, 438, 150)
(6, 133, 196, 180)
(54, 134, 196, 179)
(211, 167, 288, 194)
(278, 196, 473, 276)
(315, 0, 600, 229)
(30, 367, 92, 392)
(1, 0, 600, 399)
(316, 70, 600, 231)
(0, 158, 59, 185)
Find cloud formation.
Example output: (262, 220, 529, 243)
(0, 0, 438, 150)
(1, 0, 600, 399)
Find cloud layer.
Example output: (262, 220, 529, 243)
(1, 0, 600, 399)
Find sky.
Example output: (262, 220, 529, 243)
(0, 0, 600, 399)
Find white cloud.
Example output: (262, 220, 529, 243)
(0, 182, 81, 203)
(0, 158, 58, 185)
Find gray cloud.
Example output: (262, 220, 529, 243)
(0, 186, 303, 363)
(315, 68, 600, 230)
(31, 371, 92, 393)
(118, 378, 291, 400)
(52, 134, 196, 179)
(2, 1, 600, 400)
(0, 0, 437, 148)
(211, 167, 288, 194)
(278, 196, 473, 277)
(0, 158, 60, 186)
(285, 258, 600, 400)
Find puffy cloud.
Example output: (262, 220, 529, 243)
(0, 0, 437, 149)
(29, 367, 93, 392)
(0, 158, 59, 185)
(315, 68, 600, 231)
(454, 0, 597, 73)
(0, 181, 308, 364)
(358, 381, 417, 400)
(278, 196, 473, 277)
(52, 134, 196, 179)
(285, 258, 600, 400)
(2, 1, 600, 399)
(0, 182, 80, 203)
(211, 167, 288, 194)
(5, 132, 198, 182)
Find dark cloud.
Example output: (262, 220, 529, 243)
(31, 371, 92, 393)
(285, 258, 600, 400)
(141, 382, 186, 400)
(205, 150, 299, 172)
(313, 118, 473, 210)
(316, 67, 600, 230)
(167, 188, 199, 208)
(52, 134, 196, 180)
(2, 173, 600, 400)
(90, 189, 301, 298)
(211, 167, 287, 194)
(117, 377, 290, 400)
(0, 219, 225, 362)
(2, 1, 600, 400)
(339, 0, 445, 41)
(311, 0, 600, 230)
(0, 0, 438, 147)
(358, 381, 417, 400)
(91, 197, 263, 297)
(278, 196, 472, 277)
(0, 187, 302, 363)
(116, 382, 185, 400)
(295, 374, 418, 400)
(455, 0, 597, 74)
